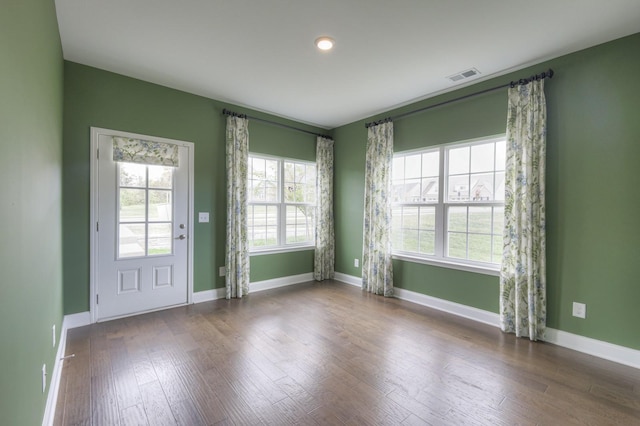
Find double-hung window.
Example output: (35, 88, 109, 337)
(392, 135, 506, 272)
(247, 154, 316, 252)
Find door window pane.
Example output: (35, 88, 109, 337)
(148, 165, 173, 189)
(118, 163, 174, 258)
(120, 189, 146, 222)
(148, 190, 172, 221)
(119, 224, 146, 258)
(148, 223, 172, 255)
(119, 163, 146, 187)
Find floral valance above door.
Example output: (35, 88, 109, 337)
(112, 137, 179, 167)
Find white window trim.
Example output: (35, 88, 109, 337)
(392, 134, 505, 275)
(248, 153, 316, 253)
(250, 245, 315, 256)
(392, 253, 500, 276)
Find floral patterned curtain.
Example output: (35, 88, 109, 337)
(314, 137, 335, 281)
(225, 116, 250, 299)
(362, 121, 394, 296)
(500, 80, 547, 340)
(112, 137, 179, 167)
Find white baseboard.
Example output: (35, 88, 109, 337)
(332, 275, 640, 370)
(42, 310, 91, 426)
(63, 311, 91, 330)
(193, 273, 315, 304)
(544, 328, 640, 370)
(393, 286, 501, 328)
(193, 287, 226, 303)
(334, 272, 361, 287)
(251, 273, 314, 293)
(41, 319, 67, 426)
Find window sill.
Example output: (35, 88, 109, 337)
(250, 245, 315, 256)
(392, 253, 500, 276)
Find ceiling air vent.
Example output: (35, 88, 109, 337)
(447, 68, 481, 82)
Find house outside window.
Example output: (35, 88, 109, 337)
(392, 135, 505, 273)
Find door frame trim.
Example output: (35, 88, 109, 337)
(89, 127, 195, 323)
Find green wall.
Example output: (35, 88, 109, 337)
(63, 62, 321, 314)
(0, 1, 64, 425)
(334, 33, 640, 350)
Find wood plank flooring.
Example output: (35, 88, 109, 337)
(53, 281, 640, 425)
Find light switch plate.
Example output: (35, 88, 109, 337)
(198, 212, 209, 223)
(572, 302, 586, 318)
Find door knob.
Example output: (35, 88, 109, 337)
(175, 234, 187, 240)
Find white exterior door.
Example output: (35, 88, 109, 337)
(93, 128, 192, 321)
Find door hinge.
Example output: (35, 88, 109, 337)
(96, 222, 99, 232)
(97, 148, 99, 159)
(96, 294, 99, 305)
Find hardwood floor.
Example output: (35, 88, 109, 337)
(53, 281, 640, 425)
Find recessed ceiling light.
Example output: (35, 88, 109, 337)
(315, 36, 335, 51)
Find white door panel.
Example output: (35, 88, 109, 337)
(94, 130, 191, 321)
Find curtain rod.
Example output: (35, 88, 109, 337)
(222, 109, 333, 140)
(365, 69, 554, 128)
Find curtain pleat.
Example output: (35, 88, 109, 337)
(362, 122, 394, 296)
(500, 80, 547, 340)
(314, 137, 335, 281)
(225, 116, 250, 299)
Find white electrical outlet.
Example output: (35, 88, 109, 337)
(52, 324, 56, 348)
(42, 364, 47, 393)
(572, 302, 586, 319)
(354, 258, 359, 267)
(219, 266, 226, 277)
(198, 212, 210, 223)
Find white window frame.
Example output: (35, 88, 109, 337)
(392, 135, 505, 276)
(248, 153, 316, 255)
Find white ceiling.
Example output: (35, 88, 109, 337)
(55, 0, 640, 129)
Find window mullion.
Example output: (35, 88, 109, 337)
(279, 159, 285, 246)
(145, 166, 149, 256)
(436, 146, 446, 259)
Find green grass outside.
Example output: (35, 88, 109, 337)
(392, 206, 503, 263)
